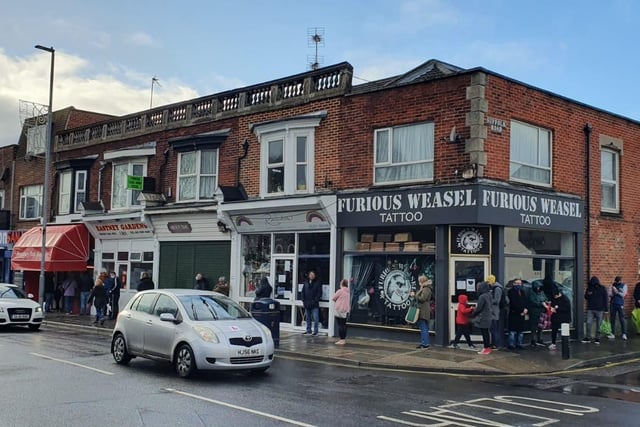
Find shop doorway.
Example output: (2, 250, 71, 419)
(271, 255, 296, 326)
(449, 256, 489, 343)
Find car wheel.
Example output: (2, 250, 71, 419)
(28, 324, 41, 331)
(112, 333, 132, 365)
(175, 344, 197, 378)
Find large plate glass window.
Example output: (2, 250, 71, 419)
(342, 226, 436, 329)
(510, 120, 552, 186)
(19, 184, 43, 219)
(374, 122, 434, 185)
(504, 228, 575, 319)
(601, 148, 619, 213)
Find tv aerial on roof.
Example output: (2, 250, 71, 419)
(307, 27, 325, 70)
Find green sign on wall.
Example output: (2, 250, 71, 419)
(127, 175, 143, 190)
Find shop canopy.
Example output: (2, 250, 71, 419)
(11, 224, 90, 272)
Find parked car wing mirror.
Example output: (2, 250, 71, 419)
(159, 313, 177, 323)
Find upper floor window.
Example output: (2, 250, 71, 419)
(58, 170, 88, 215)
(27, 124, 46, 155)
(510, 121, 552, 186)
(601, 148, 619, 212)
(252, 112, 325, 197)
(374, 122, 434, 185)
(0, 189, 4, 209)
(112, 160, 146, 209)
(20, 184, 43, 220)
(177, 149, 218, 202)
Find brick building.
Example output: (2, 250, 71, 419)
(8, 59, 640, 344)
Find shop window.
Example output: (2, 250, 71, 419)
(374, 122, 434, 185)
(274, 233, 295, 254)
(299, 232, 330, 255)
(343, 253, 435, 328)
(19, 184, 43, 220)
(601, 148, 619, 213)
(510, 120, 551, 186)
(504, 228, 574, 256)
(241, 234, 272, 298)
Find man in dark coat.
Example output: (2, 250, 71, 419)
(507, 278, 529, 350)
(301, 269, 322, 335)
(254, 276, 273, 299)
(194, 273, 211, 291)
(582, 276, 608, 343)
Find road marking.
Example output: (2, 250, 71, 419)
(378, 395, 599, 426)
(164, 388, 316, 427)
(30, 352, 114, 375)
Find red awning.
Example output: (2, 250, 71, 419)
(11, 224, 90, 272)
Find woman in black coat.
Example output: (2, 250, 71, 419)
(507, 279, 529, 350)
(254, 276, 273, 299)
(472, 282, 494, 355)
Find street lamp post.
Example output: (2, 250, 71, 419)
(34, 44, 54, 306)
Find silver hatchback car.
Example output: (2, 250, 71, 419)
(111, 289, 275, 378)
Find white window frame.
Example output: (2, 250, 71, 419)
(601, 148, 619, 213)
(75, 170, 87, 213)
(510, 120, 552, 187)
(373, 122, 435, 185)
(111, 159, 147, 210)
(19, 184, 43, 220)
(253, 114, 323, 198)
(26, 124, 46, 155)
(176, 149, 219, 202)
(0, 189, 5, 209)
(58, 170, 73, 215)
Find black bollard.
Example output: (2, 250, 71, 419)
(561, 322, 570, 360)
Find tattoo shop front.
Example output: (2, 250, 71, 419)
(336, 182, 584, 345)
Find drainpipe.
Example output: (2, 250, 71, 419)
(584, 123, 592, 279)
(237, 139, 249, 186)
(97, 160, 107, 202)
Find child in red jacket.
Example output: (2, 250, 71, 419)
(451, 294, 476, 349)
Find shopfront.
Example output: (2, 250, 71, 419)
(84, 214, 156, 308)
(337, 182, 584, 345)
(220, 196, 336, 333)
(145, 209, 230, 289)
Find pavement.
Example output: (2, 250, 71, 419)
(42, 312, 640, 375)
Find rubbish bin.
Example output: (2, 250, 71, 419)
(251, 298, 281, 347)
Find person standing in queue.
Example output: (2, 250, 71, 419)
(410, 275, 433, 349)
(137, 272, 155, 291)
(301, 269, 322, 336)
(89, 271, 108, 325)
(332, 279, 351, 345)
(473, 281, 494, 355)
(109, 271, 122, 320)
(254, 276, 273, 299)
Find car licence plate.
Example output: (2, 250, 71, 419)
(236, 348, 262, 356)
(11, 314, 30, 320)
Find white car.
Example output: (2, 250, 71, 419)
(111, 289, 275, 378)
(0, 283, 44, 330)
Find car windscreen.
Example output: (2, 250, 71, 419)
(178, 295, 251, 321)
(0, 285, 27, 299)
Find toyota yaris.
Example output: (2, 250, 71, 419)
(111, 289, 275, 378)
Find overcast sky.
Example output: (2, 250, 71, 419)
(1, 0, 638, 147)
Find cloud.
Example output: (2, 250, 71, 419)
(0, 48, 199, 147)
(127, 32, 156, 47)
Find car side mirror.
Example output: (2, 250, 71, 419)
(159, 313, 177, 323)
